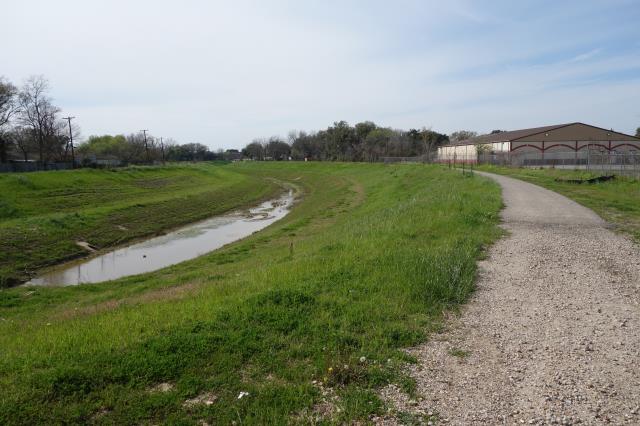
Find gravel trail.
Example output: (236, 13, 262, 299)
(382, 172, 640, 425)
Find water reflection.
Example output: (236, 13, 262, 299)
(28, 190, 294, 286)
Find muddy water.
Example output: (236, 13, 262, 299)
(27, 190, 294, 286)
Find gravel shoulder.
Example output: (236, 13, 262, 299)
(383, 171, 640, 425)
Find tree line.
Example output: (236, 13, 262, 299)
(0, 75, 77, 164)
(0, 75, 228, 166)
(242, 121, 480, 162)
(76, 135, 231, 164)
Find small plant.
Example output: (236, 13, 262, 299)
(449, 348, 471, 358)
(0, 200, 19, 219)
(14, 175, 36, 189)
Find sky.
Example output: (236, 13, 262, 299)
(2, 0, 640, 149)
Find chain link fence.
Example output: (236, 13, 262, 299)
(477, 149, 640, 179)
(0, 162, 74, 173)
(382, 155, 433, 164)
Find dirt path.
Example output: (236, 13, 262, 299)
(383, 172, 640, 425)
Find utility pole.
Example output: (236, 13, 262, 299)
(62, 116, 76, 168)
(160, 137, 166, 165)
(141, 129, 149, 163)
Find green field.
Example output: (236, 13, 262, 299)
(477, 165, 640, 242)
(0, 162, 502, 424)
(0, 164, 278, 286)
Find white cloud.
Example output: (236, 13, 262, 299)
(568, 48, 603, 63)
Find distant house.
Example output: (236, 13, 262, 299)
(438, 122, 640, 164)
(223, 149, 243, 161)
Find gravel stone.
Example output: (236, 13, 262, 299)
(381, 172, 640, 425)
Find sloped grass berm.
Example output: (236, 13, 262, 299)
(0, 163, 501, 424)
(0, 163, 278, 286)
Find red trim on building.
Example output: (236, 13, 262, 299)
(544, 143, 581, 151)
(510, 144, 544, 152)
(610, 143, 640, 151)
(576, 144, 610, 151)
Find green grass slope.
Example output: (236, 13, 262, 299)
(0, 163, 502, 424)
(0, 163, 278, 286)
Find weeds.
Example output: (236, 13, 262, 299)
(449, 348, 471, 358)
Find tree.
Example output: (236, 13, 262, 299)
(78, 135, 130, 160)
(124, 133, 150, 162)
(290, 131, 322, 160)
(164, 142, 217, 162)
(265, 137, 290, 160)
(326, 121, 356, 161)
(9, 127, 36, 161)
(0, 77, 19, 163)
(242, 140, 265, 160)
(363, 127, 393, 161)
(636, 127, 640, 138)
(476, 143, 491, 154)
(355, 121, 377, 141)
(17, 76, 61, 164)
(450, 130, 477, 143)
(78, 134, 216, 164)
(418, 127, 448, 157)
(253, 120, 450, 162)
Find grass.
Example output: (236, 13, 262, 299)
(449, 348, 471, 359)
(0, 163, 278, 286)
(0, 162, 502, 424)
(477, 165, 640, 242)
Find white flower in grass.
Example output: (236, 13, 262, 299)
(237, 391, 249, 400)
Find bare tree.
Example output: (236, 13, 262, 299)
(124, 133, 149, 163)
(0, 77, 18, 129)
(17, 76, 61, 164)
(9, 127, 36, 161)
(0, 77, 20, 163)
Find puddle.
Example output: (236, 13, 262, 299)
(27, 190, 294, 286)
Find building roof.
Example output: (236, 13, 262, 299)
(451, 123, 574, 146)
(445, 122, 640, 146)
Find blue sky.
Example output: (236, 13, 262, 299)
(2, 0, 639, 148)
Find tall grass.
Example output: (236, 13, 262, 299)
(0, 163, 501, 424)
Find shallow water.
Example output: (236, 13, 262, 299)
(27, 190, 294, 286)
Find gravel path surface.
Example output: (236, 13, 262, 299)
(381, 172, 640, 425)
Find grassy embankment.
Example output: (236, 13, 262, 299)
(0, 163, 279, 286)
(0, 162, 502, 424)
(478, 165, 640, 241)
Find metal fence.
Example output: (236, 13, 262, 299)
(385, 149, 640, 179)
(382, 153, 437, 164)
(477, 149, 640, 179)
(0, 162, 74, 173)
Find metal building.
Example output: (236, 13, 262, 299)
(438, 122, 640, 165)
